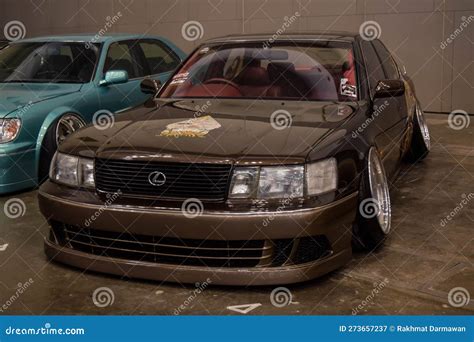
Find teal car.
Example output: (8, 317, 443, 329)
(0, 34, 185, 194)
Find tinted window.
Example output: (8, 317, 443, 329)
(372, 40, 399, 79)
(104, 42, 143, 79)
(0, 42, 100, 83)
(360, 40, 386, 92)
(139, 40, 180, 75)
(161, 42, 358, 101)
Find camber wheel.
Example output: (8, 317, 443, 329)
(38, 114, 85, 183)
(406, 102, 430, 162)
(352, 147, 392, 251)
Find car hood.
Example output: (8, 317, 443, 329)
(0, 83, 82, 118)
(63, 99, 357, 164)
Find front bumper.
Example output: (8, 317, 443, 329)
(0, 143, 37, 194)
(39, 181, 357, 285)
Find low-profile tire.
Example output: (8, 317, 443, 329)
(38, 114, 85, 184)
(352, 147, 392, 251)
(406, 102, 430, 162)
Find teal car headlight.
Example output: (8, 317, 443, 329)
(229, 158, 337, 200)
(0, 119, 21, 143)
(49, 152, 95, 188)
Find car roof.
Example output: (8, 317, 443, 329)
(205, 31, 358, 44)
(11, 33, 165, 44)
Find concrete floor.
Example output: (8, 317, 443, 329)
(0, 114, 472, 315)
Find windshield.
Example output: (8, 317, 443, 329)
(160, 41, 358, 101)
(0, 42, 100, 83)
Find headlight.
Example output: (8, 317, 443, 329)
(49, 152, 95, 188)
(259, 166, 304, 199)
(229, 158, 337, 200)
(228, 167, 259, 198)
(306, 158, 338, 195)
(0, 119, 21, 143)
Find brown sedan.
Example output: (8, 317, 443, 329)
(39, 32, 430, 285)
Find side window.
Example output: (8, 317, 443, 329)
(372, 40, 399, 80)
(360, 40, 386, 92)
(104, 42, 143, 79)
(138, 40, 180, 75)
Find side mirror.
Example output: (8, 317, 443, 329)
(374, 79, 405, 98)
(100, 70, 128, 86)
(140, 78, 162, 95)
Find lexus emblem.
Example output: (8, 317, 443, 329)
(148, 171, 166, 186)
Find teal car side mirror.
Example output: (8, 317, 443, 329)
(100, 70, 129, 86)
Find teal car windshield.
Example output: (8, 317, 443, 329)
(0, 42, 100, 84)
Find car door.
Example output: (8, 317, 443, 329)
(136, 38, 181, 88)
(96, 40, 150, 114)
(360, 39, 403, 178)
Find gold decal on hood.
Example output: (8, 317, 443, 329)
(159, 115, 221, 138)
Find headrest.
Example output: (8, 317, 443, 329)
(238, 67, 269, 86)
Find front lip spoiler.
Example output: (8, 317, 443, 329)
(44, 238, 352, 286)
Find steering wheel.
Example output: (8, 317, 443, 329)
(204, 78, 241, 93)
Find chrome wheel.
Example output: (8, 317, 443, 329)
(56, 114, 85, 145)
(415, 104, 430, 151)
(367, 148, 391, 234)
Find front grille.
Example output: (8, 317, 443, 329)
(58, 224, 269, 268)
(293, 236, 332, 264)
(95, 158, 232, 201)
(50, 223, 332, 268)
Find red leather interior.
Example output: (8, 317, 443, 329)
(179, 83, 242, 97)
(238, 66, 281, 98)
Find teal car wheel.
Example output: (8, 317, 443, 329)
(56, 114, 85, 145)
(38, 114, 85, 183)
